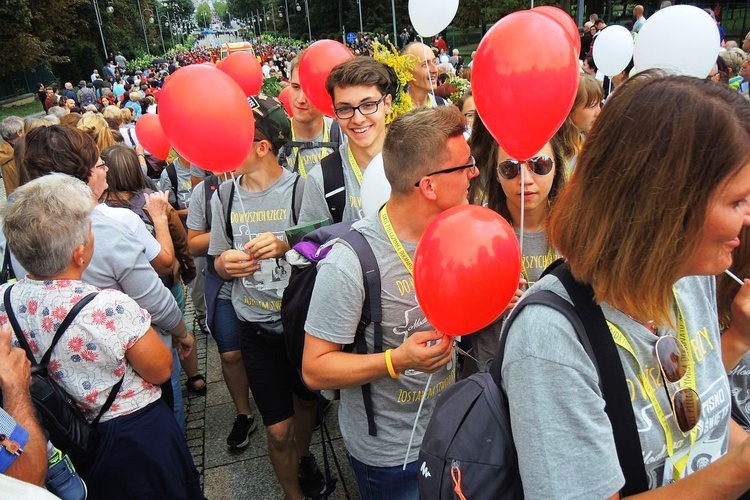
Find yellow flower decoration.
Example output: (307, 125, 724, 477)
(446, 77, 471, 103)
(372, 41, 418, 125)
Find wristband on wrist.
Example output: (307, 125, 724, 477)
(385, 349, 399, 379)
(137, 153, 145, 158)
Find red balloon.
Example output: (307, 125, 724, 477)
(414, 205, 522, 336)
(134, 114, 171, 160)
(158, 65, 254, 172)
(473, 11, 579, 160)
(298, 40, 354, 117)
(217, 51, 263, 97)
(534, 6, 582, 56)
(278, 86, 294, 117)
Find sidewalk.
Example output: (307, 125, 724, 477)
(182, 298, 359, 499)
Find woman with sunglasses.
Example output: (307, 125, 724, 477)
(501, 73, 750, 498)
(467, 115, 567, 370)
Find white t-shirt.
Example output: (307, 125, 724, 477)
(94, 204, 161, 261)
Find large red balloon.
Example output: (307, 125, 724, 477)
(414, 205, 522, 336)
(134, 114, 171, 160)
(534, 6, 581, 56)
(298, 40, 354, 117)
(278, 86, 294, 117)
(217, 51, 263, 97)
(473, 11, 579, 160)
(158, 65, 254, 172)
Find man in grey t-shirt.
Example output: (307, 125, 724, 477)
(304, 106, 476, 498)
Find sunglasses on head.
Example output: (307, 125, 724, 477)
(654, 335, 702, 433)
(497, 155, 554, 180)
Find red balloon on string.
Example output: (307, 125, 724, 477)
(134, 114, 171, 160)
(278, 86, 294, 117)
(414, 205, 522, 336)
(534, 6, 582, 56)
(158, 64, 254, 172)
(217, 51, 263, 97)
(472, 11, 579, 161)
(298, 40, 354, 117)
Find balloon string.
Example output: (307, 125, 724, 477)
(419, 37, 436, 101)
(403, 371, 433, 470)
(230, 172, 250, 246)
(519, 163, 525, 260)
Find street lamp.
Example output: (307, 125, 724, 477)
(153, 2, 166, 54)
(303, 0, 312, 41)
(357, 0, 363, 33)
(136, 0, 151, 56)
(92, 0, 109, 60)
(106, 1, 113, 14)
(281, 1, 291, 37)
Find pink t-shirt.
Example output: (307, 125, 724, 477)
(0, 279, 160, 423)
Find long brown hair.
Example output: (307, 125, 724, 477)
(556, 74, 602, 161)
(100, 144, 147, 208)
(549, 72, 750, 325)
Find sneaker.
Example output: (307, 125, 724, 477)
(46, 448, 87, 500)
(298, 453, 325, 498)
(227, 414, 257, 449)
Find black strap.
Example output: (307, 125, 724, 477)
(548, 264, 650, 496)
(204, 174, 221, 231)
(340, 230, 382, 437)
(321, 151, 346, 224)
(226, 179, 236, 246)
(291, 174, 301, 226)
(4, 286, 122, 425)
(166, 163, 179, 208)
(0, 246, 16, 284)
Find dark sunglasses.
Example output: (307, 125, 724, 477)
(415, 156, 476, 187)
(654, 335, 702, 433)
(497, 155, 554, 180)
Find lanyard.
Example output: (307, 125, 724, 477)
(379, 204, 413, 276)
(290, 119, 330, 178)
(606, 289, 698, 481)
(347, 145, 363, 186)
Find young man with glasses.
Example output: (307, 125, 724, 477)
(297, 57, 393, 225)
(302, 106, 476, 499)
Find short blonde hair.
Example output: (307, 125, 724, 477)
(77, 112, 116, 152)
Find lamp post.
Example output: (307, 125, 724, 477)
(282, 0, 291, 37)
(303, 0, 312, 41)
(357, 0, 363, 33)
(136, 0, 152, 56)
(91, 0, 109, 60)
(154, 2, 166, 54)
(269, 6, 277, 33)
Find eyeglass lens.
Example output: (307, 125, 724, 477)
(654, 335, 702, 433)
(498, 156, 554, 180)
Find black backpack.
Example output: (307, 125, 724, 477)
(417, 262, 649, 499)
(3, 286, 123, 471)
(280, 223, 385, 436)
(279, 121, 342, 175)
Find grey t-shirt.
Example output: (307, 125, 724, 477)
(187, 180, 231, 301)
(728, 352, 750, 431)
(305, 214, 455, 467)
(159, 158, 193, 209)
(501, 274, 731, 498)
(514, 228, 559, 288)
(297, 142, 365, 224)
(208, 170, 301, 322)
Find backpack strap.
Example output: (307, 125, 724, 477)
(203, 175, 221, 231)
(321, 150, 346, 224)
(0, 246, 17, 285)
(547, 264, 650, 496)
(329, 120, 342, 148)
(226, 179, 236, 246)
(125, 128, 136, 148)
(290, 174, 302, 226)
(340, 229, 382, 437)
(166, 163, 179, 208)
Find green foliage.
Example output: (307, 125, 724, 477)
(261, 75, 283, 97)
(214, 1, 230, 25)
(0, 100, 43, 121)
(195, 3, 211, 28)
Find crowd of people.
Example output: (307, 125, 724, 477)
(1, 7, 750, 500)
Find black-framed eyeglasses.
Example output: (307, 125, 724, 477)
(654, 335, 702, 433)
(93, 162, 108, 171)
(497, 155, 554, 180)
(415, 156, 476, 187)
(334, 94, 387, 120)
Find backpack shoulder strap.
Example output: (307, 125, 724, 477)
(329, 120, 342, 148)
(166, 163, 179, 203)
(225, 178, 236, 246)
(290, 174, 302, 226)
(547, 264, 649, 496)
(1, 246, 17, 285)
(340, 229, 382, 436)
(321, 150, 346, 224)
(204, 175, 221, 230)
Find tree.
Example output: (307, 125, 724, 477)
(195, 3, 211, 28)
(214, 1, 230, 25)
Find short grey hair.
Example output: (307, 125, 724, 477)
(0, 116, 23, 142)
(47, 106, 66, 120)
(43, 114, 60, 125)
(2, 173, 93, 278)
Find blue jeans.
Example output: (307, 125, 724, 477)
(171, 348, 186, 434)
(347, 453, 419, 500)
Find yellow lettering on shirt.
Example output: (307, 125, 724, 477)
(396, 277, 415, 297)
(243, 295, 282, 311)
(231, 209, 288, 224)
(349, 195, 363, 209)
(395, 370, 455, 403)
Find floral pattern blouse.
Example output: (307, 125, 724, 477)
(0, 279, 161, 423)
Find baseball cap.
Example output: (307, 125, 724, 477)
(247, 94, 291, 152)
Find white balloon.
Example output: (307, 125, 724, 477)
(633, 5, 719, 78)
(361, 153, 391, 217)
(593, 25, 634, 77)
(409, 0, 459, 38)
